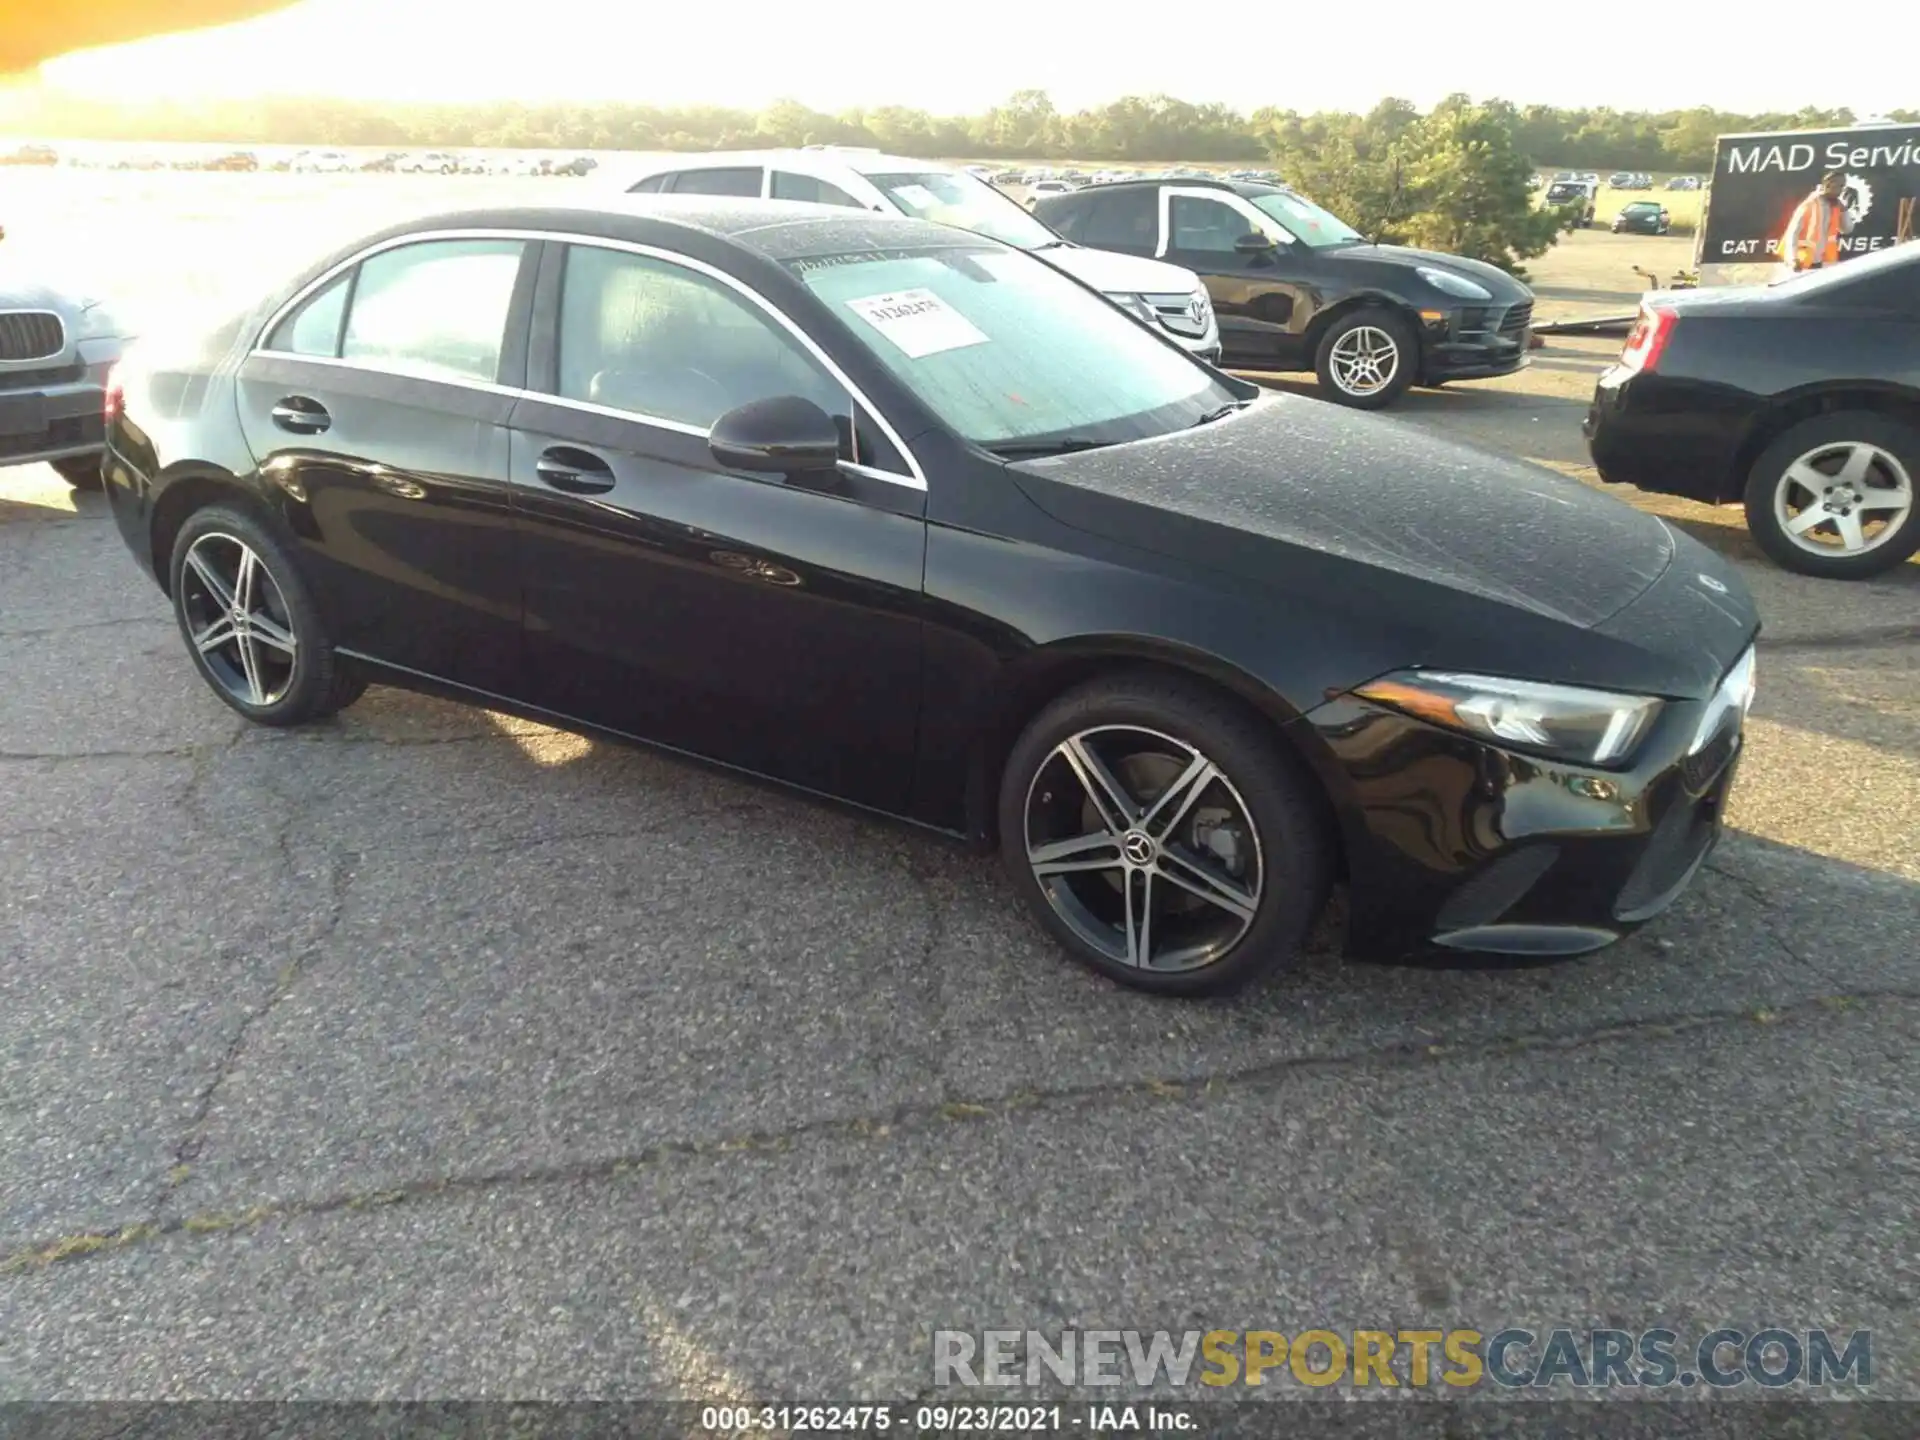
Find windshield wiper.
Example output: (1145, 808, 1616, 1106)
(989, 437, 1110, 459)
(1191, 400, 1252, 427)
(1029, 239, 1072, 251)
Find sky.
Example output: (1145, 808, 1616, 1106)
(37, 0, 1918, 118)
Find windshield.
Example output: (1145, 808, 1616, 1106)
(864, 170, 1061, 251)
(1248, 190, 1363, 248)
(789, 245, 1233, 450)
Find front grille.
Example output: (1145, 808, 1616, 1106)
(0, 311, 65, 362)
(0, 360, 86, 391)
(1146, 292, 1210, 338)
(1498, 301, 1533, 339)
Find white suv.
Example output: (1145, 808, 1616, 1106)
(615, 149, 1222, 362)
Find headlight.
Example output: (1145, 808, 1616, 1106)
(1354, 670, 1664, 768)
(73, 301, 124, 341)
(1415, 266, 1493, 302)
(1102, 292, 1159, 325)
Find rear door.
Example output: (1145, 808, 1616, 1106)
(661, 166, 766, 198)
(234, 235, 537, 693)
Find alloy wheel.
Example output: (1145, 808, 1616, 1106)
(1328, 326, 1401, 397)
(178, 532, 299, 707)
(1773, 441, 1915, 557)
(1022, 725, 1264, 972)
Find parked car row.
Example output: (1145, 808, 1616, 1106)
(89, 195, 1762, 995)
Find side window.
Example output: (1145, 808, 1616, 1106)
(264, 271, 351, 356)
(666, 167, 763, 198)
(771, 171, 865, 208)
(1041, 199, 1087, 241)
(1169, 195, 1253, 252)
(1078, 191, 1158, 252)
(339, 238, 525, 383)
(628, 174, 669, 194)
(556, 245, 848, 432)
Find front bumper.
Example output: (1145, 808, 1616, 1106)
(1303, 656, 1753, 961)
(1418, 302, 1532, 384)
(0, 340, 123, 469)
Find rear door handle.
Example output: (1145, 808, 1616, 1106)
(271, 397, 331, 434)
(535, 446, 617, 495)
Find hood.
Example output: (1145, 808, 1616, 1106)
(1010, 393, 1673, 632)
(1041, 245, 1204, 295)
(0, 273, 94, 315)
(1325, 243, 1533, 301)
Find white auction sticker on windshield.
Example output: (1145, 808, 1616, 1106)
(846, 289, 989, 359)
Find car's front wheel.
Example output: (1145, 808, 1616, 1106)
(1744, 413, 1920, 579)
(168, 504, 368, 724)
(998, 673, 1334, 996)
(1314, 307, 1416, 410)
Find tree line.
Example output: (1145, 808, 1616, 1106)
(5, 87, 1913, 172)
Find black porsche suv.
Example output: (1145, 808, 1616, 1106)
(1034, 177, 1534, 409)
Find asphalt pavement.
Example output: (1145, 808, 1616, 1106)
(1, 188, 1917, 1406)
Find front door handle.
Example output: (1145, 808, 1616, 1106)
(270, 397, 331, 434)
(535, 446, 617, 495)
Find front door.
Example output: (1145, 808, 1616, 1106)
(1157, 186, 1311, 368)
(233, 236, 536, 693)
(506, 241, 928, 812)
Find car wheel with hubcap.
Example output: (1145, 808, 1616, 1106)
(53, 456, 105, 490)
(1744, 413, 1920, 579)
(998, 673, 1333, 996)
(1314, 308, 1416, 410)
(168, 504, 368, 724)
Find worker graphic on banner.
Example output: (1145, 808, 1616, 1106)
(1778, 172, 1857, 277)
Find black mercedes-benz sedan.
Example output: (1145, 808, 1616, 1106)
(102, 199, 1759, 995)
(1032, 177, 1535, 409)
(1585, 242, 1920, 580)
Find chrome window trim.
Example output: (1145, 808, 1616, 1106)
(251, 226, 926, 490)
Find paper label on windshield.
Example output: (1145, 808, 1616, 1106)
(891, 183, 939, 211)
(846, 289, 989, 359)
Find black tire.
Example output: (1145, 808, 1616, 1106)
(1743, 412, 1920, 580)
(167, 503, 368, 725)
(997, 672, 1334, 997)
(1313, 306, 1417, 411)
(53, 455, 104, 490)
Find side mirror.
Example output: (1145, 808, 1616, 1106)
(708, 395, 840, 477)
(1234, 232, 1278, 254)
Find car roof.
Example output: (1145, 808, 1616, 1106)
(1057, 176, 1278, 199)
(338, 197, 987, 266)
(613, 147, 951, 188)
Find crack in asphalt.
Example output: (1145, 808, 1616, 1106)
(149, 845, 355, 1221)
(0, 616, 176, 641)
(7, 987, 1914, 1281)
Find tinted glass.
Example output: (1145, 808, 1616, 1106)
(1771, 242, 1920, 306)
(667, 167, 762, 197)
(557, 245, 845, 429)
(265, 271, 349, 356)
(1169, 195, 1253, 252)
(865, 170, 1058, 249)
(339, 239, 524, 382)
(771, 171, 865, 208)
(791, 245, 1230, 448)
(1075, 190, 1157, 251)
(628, 174, 668, 193)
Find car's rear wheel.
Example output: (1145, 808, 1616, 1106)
(1744, 413, 1920, 579)
(998, 673, 1334, 996)
(53, 456, 104, 490)
(168, 504, 367, 724)
(1314, 307, 1416, 410)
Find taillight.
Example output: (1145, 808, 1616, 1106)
(1617, 304, 1675, 374)
(103, 363, 124, 423)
